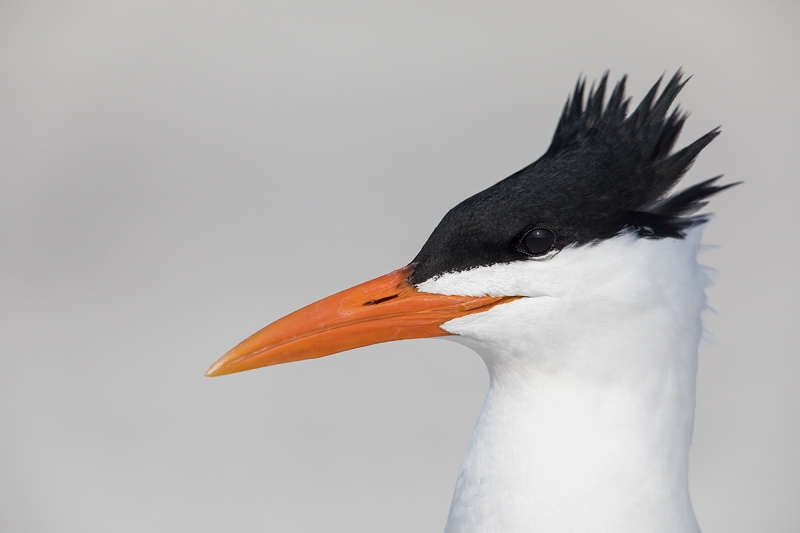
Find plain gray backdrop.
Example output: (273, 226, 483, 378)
(1, 1, 798, 532)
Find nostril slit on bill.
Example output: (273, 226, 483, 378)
(364, 294, 399, 305)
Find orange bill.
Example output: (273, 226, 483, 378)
(205, 264, 518, 377)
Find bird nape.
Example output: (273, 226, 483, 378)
(207, 71, 735, 533)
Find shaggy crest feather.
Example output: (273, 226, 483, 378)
(410, 71, 735, 284)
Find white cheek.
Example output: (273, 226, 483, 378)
(420, 227, 709, 373)
(439, 296, 568, 370)
(415, 256, 563, 298)
(441, 297, 550, 339)
(415, 228, 706, 301)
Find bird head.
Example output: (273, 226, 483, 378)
(205, 71, 734, 378)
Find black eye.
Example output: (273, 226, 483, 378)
(521, 228, 556, 256)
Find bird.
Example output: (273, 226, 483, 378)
(206, 71, 735, 533)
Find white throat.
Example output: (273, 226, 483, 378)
(418, 228, 710, 533)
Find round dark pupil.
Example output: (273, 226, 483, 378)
(524, 229, 554, 255)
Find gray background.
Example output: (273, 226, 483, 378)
(1, 1, 798, 532)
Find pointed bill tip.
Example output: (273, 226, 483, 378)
(205, 350, 237, 377)
(204, 360, 226, 377)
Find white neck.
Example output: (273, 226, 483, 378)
(419, 229, 709, 533)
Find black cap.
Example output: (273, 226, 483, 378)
(411, 71, 736, 285)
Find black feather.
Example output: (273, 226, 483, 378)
(651, 176, 741, 218)
(410, 71, 736, 285)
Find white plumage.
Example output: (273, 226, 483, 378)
(419, 227, 709, 532)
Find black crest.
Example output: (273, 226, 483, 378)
(410, 71, 735, 284)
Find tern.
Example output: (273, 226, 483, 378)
(207, 71, 735, 533)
